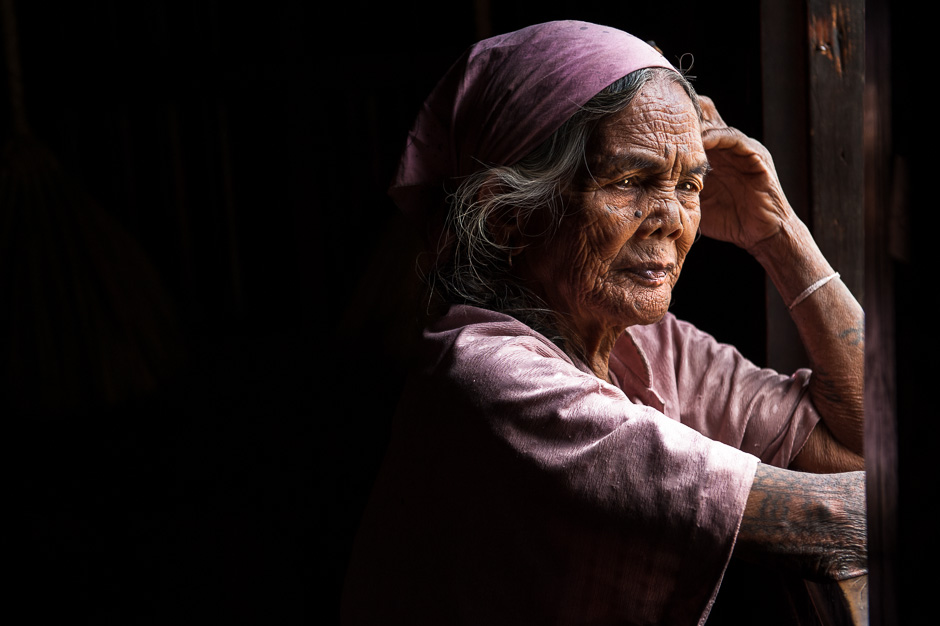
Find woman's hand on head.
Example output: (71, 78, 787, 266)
(698, 95, 798, 254)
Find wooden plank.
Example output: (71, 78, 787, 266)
(806, 0, 865, 301)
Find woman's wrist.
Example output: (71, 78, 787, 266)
(748, 217, 834, 306)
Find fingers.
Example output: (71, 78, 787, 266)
(702, 125, 749, 150)
(698, 95, 727, 130)
(696, 101, 781, 181)
(696, 99, 766, 157)
(703, 126, 773, 165)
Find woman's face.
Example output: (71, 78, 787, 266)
(519, 77, 707, 340)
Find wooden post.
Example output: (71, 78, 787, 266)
(762, 2, 890, 625)
(862, 1, 900, 624)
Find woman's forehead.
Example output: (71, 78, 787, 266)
(603, 80, 699, 135)
(588, 85, 704, 173)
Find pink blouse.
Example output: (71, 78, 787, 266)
(342, 305, 820, 625)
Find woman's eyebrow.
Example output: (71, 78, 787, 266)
(591, 152, 664, 177)
(689, 161, 712, 177)
(591, 152, 711, 180)
(604, 154, 712, 178)
(610, 153, 663, 172)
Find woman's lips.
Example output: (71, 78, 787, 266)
(624, 263, 674, 286)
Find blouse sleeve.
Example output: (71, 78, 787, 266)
(397, 308, 760, 625)
(624, 313, 821, 468)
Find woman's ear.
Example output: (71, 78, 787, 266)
(478, 175, 524, 259)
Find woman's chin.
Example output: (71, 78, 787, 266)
(587, 297, 671, 331)
(621, 287, 673, 327)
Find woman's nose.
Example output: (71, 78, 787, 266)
(637, 196, 684, 240)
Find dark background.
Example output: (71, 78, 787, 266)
(4, 1, 927, 624)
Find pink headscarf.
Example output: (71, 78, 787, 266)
(388, 20, 677, 223)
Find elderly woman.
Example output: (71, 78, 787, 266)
(342, 21, 866, 625)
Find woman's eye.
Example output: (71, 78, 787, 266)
(678, 181, 699, 193)
(615, 177, 637, 189)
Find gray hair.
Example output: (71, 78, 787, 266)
(428, 67, 700, 344)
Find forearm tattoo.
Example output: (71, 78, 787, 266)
(737, 465, 867, 582)
(838, 314, 865, 349)
(807, 313, 866, 434)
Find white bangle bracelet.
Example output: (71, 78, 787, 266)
(788, 272, 840, 311)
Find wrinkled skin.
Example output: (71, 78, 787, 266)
(515, 78, 706, 378)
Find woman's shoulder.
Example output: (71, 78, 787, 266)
(428, 305, 566, 352)
(422, 304, 589, 377)
(428, 304, 524, 333)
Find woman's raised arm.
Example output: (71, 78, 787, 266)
(698, 96, 864, 473)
